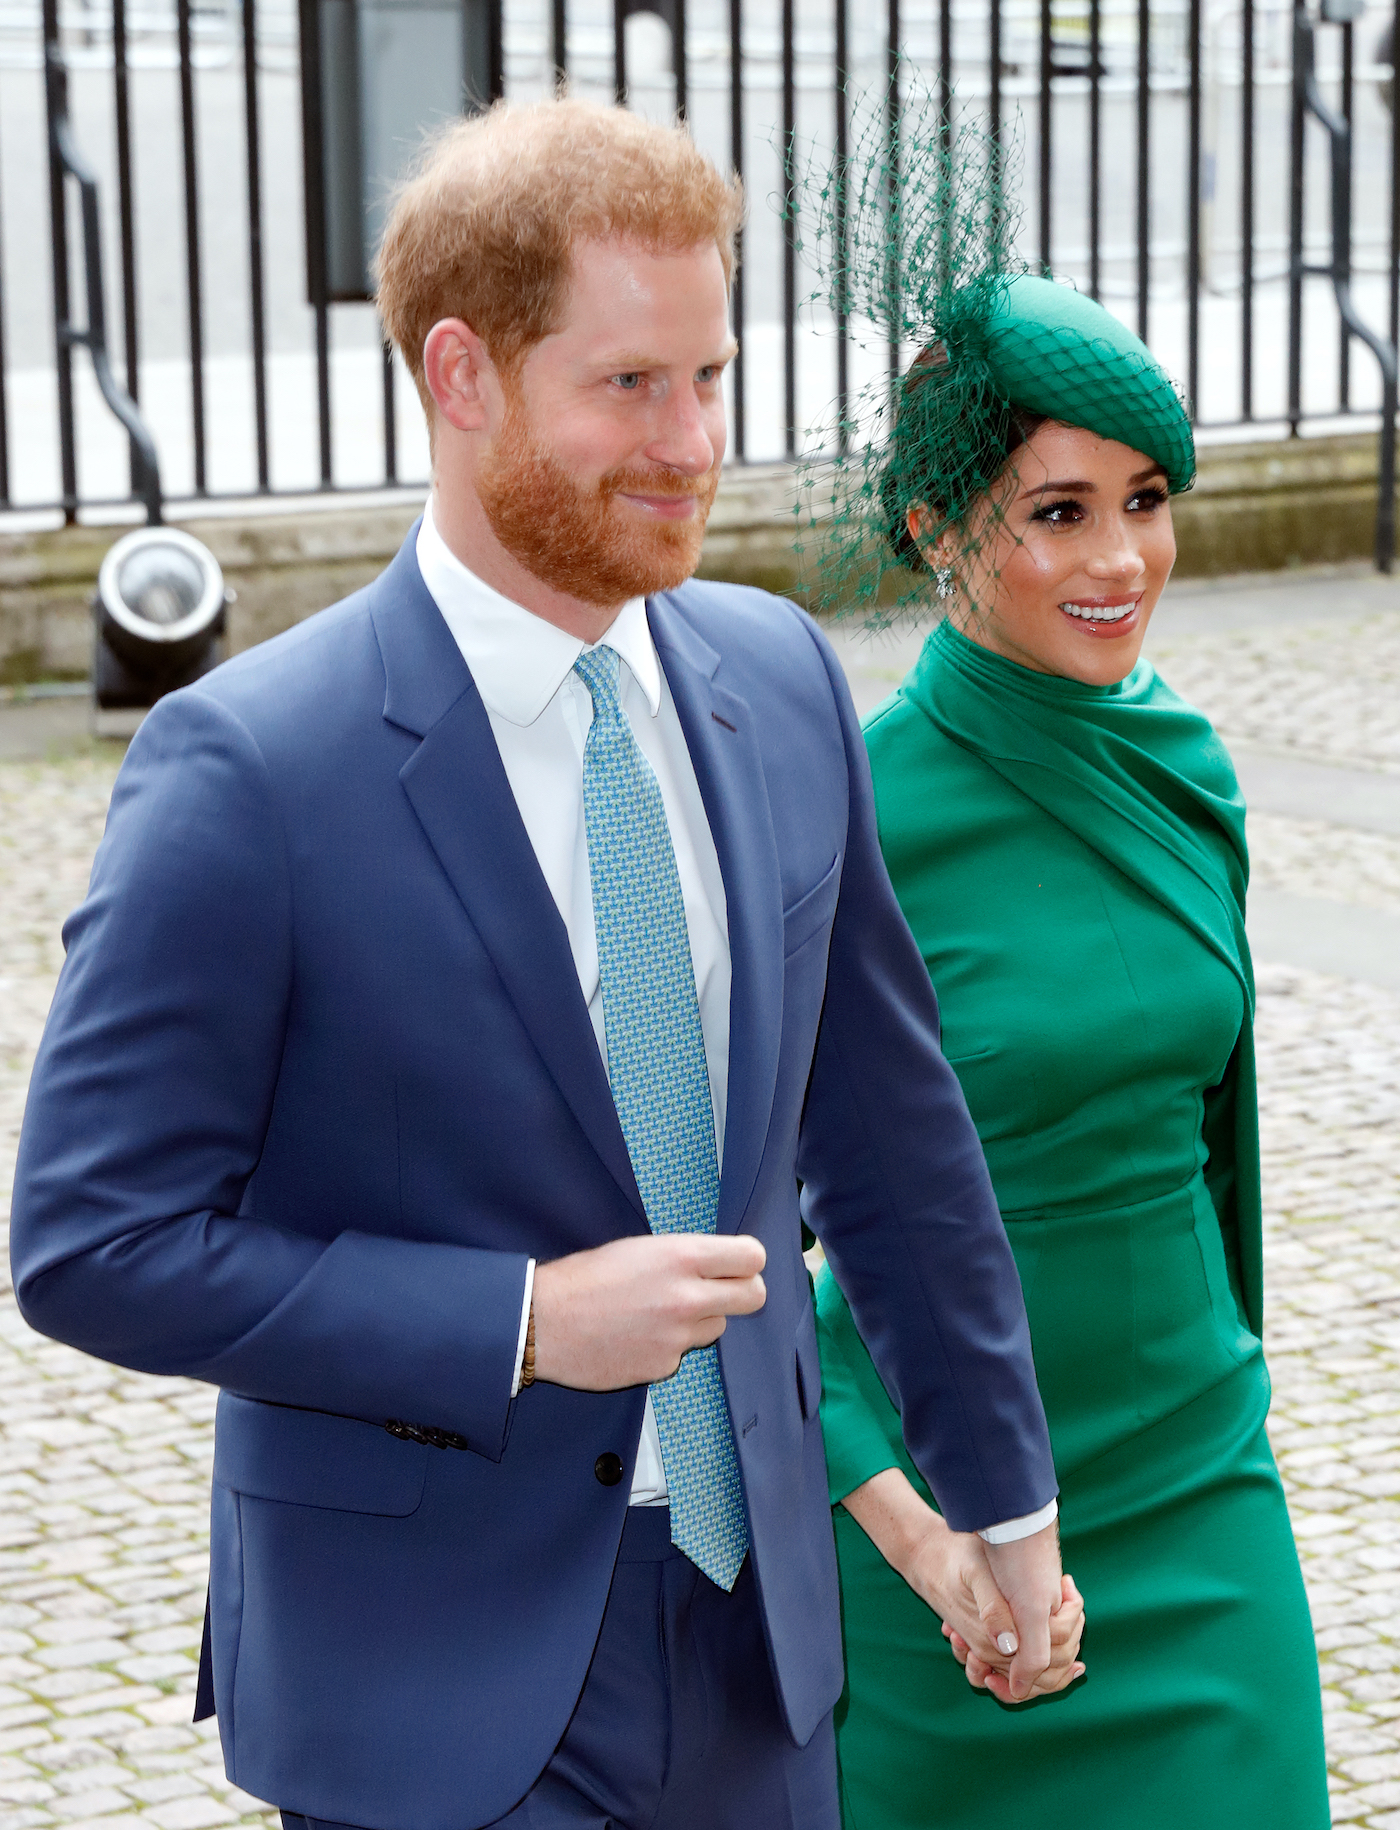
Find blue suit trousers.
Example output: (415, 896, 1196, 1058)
(280, 1508, 838, 1829)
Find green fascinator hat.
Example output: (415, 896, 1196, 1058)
(978, 275, 1194, 495)
(795, 91, 1195, 618)
(925, 272, 1195, 499)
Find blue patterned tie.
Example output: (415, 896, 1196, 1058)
(573, 644, 749, 1592)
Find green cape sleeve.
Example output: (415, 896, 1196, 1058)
(814, 1259, 936, 1508)
(1201, 1028, 1264, 1338)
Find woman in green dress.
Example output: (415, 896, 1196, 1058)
(806, 268, 1331, 1825)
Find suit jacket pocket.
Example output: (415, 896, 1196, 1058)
(213, 1390, 429, 1517)
(783, 854, 841, 959)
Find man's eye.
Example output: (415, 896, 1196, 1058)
(613, 373, 643, 390)
(696, 365, 718, 384)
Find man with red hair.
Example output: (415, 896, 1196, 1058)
(12, 99, 1064, 1830)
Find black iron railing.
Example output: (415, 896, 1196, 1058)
(42, 0, 163, 523)
(9, 0, 1400, 539)
(1290, 0, 1396, 565)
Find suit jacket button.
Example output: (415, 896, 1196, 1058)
(594, 1452, 624, 1487)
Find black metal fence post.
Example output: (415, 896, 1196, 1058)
(728, 0, 744, 460)
(989, 0, 1002, 154)
(177, 0, 208, 493)
(1038, 0, 1051, 274)
(112, 0, 141, 495)
(1186, 0, 1202, 413)
(1242, 0, 1255, 419)
(243, 0, 270, 491)
(885, 3, 900, 395)
(1391, 0, 1400, 355)
(937, 0, 951, 137)
(1340, 15, 1354, 405)
(782, 0, 796, 456)
(1288, 2, 1306, 435)
(833, 0, 848, 446)
(43, 0, 79, 523)
(1089, 0, 1101, 301)
(1294, 2, 1399, 568)
(44, 12, 164, 525)
(382, 344, 398, 485)
(1136, 0, 1150, 339)
(673, 0, 688, 120)
(297, 0, 334, 486)
(488, 0, 504, 98)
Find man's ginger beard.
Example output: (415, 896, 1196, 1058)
(476, 395, 720, 607)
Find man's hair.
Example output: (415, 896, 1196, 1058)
(377, 99, 744, 412)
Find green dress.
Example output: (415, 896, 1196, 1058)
(815, 619, 1329, 1830)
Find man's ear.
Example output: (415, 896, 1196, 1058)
(423, 318, 502, 435)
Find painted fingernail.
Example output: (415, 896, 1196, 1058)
(997, 1632, 1018, 1655)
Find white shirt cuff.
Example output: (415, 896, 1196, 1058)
(977, 1498, 1059, 1545)
(509, 1260, 536, 1398)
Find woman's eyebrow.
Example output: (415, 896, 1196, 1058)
(1020, 477, 1095, 499)
(1019, 463, 1167, 503)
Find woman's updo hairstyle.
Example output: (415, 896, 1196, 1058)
(881, 336, 1047, 571)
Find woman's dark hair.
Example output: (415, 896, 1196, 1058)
(880, 340, 1048, 571)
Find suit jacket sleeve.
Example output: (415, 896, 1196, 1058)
(794, 618, 1057, 1533)
(9, 688, 527, 1459)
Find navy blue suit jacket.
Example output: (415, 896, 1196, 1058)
(11, 533, 1055, 1829)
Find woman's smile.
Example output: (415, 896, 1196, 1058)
(1057, 594, 1143, 636)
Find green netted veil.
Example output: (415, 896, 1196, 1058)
(792, 87, 1195, 620)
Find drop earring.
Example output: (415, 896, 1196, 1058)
(935, 568, 955, 600)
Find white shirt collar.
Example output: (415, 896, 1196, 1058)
(416, 499, 661, 728)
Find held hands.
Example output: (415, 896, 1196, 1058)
(531, 1233, 767, 1390)
(942, 1572, 1085, 1703)
(978, 1524, 1083, 1702)
(842, 1470, 1084, 1704)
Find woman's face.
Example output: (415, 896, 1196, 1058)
(913, 420, 1176, 684)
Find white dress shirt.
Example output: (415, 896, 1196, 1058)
(415, 502, 1055, 1542)
(417, 503, 730, 1505)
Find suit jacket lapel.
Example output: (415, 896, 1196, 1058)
(649, 593, 784, 1234)
(370, 535, 645, 1223)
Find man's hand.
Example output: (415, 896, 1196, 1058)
(944, 1573, 1085, 1703)
(531, 1234, 767, 1390)
(980, 1520, 1069, 1701)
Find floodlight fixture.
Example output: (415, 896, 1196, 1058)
(93, 527, 229, 716)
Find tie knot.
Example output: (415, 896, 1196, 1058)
(574, 645, 622, 720)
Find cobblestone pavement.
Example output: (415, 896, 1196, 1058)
(1250, 815, 1400, 916)
(2, 587, 1399, 1826)
(1150, 612, 1400, 774)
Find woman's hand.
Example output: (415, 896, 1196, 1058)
(944, 1574, 1086, 1704)
(842, 1468, 1085, 1704)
